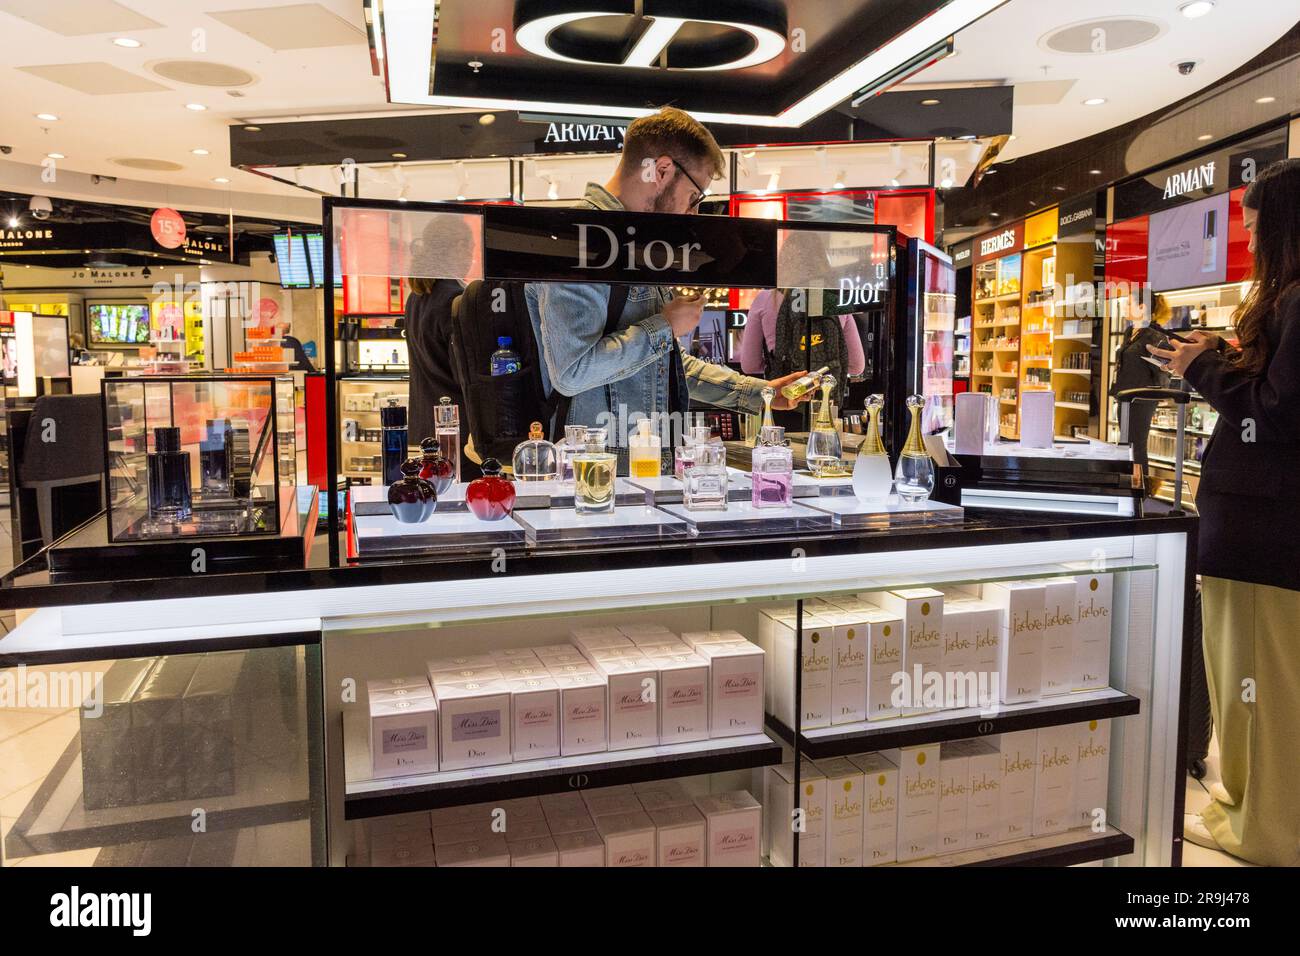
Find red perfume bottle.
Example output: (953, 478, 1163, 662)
(418, 437, 456, 495)
(387, 458, 437, 523)
(466, 458, 515, 521)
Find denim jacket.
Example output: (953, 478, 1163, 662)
(525, 184, 768, 450)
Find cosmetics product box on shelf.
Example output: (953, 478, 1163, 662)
(634, 778, 696, 812)
(649, 804, 707, 867)
(936, 600, 978, 709)
(583, 786, 645, 818)
(694, 791, 763, 867)
(434, 679, 512, 771)
(815, 757, 865, 867)
(509, 836, 560, 867)
(596, 810, 657, 867)
(370, 689, 439, 779)
(1040, 577, 1079, 697)
(864, 589, 944, 715)
(553, 671, 608, 755)
(937, 743, 971, 854)
(997, 730, 1038, 843)
(765, 761, 826, 867)
(982, 581, 1046, 703)
(436, 836, 511, 867)
(761, 606, 832, 730)
(654, 653, 711, 744)
(941, 594, 1002, 709)
(885, 743, 940, 862)
(1074, 572, 1114, 690)
(553, 830, 606, 866)
(949, 739, 1001, 848)
(1033, 723, 1078, 836)
(811, 600, 869, 724)
(686, 636, 765, 738)
(509, 676, 560, 761)
(850, 752, 899, 866)
(827, 595, 905, 721)
(1075, 719, 1112, 829)
(591, 657, 660, 750)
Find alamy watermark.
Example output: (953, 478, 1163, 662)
(0, 664, 102, 717)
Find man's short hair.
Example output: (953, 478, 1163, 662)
(621, 107, 726, 182)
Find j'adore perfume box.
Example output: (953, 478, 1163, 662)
(812, 600, 868, 725)
(997, 730, 1038, 843)
(1040, 577, 1079, 697)
(694, 791, 762, 867)
(982, 581, 1046, 704)
(1074, 718, 1112, 830)
(434, 680, 512, 771)
(1033, 723, 1077, 836)
(814, 757, 865, 867)
(765, 761, 826, 867)
(949, 738, 1001, 848)
(935, 601, 979, 710)
(942, 597, 1002, 710)
(762, 606, 832, 730)
(849, 752, 898, 866)
(938, 742, 971, 854)
(884, 743, 940, 862)
(865, 589, 944, 716)
(823, 596, 904, 721)
(1073, 573, 1114, 690)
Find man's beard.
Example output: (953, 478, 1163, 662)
(651, 188, 675, 213)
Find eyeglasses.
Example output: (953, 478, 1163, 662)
(670, 157, 709, 211)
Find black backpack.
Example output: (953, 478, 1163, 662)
(448, 280, 627, 462)
(765, 288, 849, 400)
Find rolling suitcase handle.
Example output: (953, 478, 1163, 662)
(1117, 384, 1193, 514)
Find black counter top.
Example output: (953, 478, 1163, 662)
(0, 508, 1196, 612)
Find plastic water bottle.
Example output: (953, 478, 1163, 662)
(491, 336, 521, 376)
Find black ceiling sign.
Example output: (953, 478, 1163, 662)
(0, 219, 240, 266)
(482, 203, 777, 287)
(1056, 193, 1099, 239)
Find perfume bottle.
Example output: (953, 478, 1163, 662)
(573, 427, 617, 516)
(417, 437, 455, 495)
(805, 374, 845, 477)
(1201, 208, 1218, 273)
(199, 418, 233, 495)
(387, 458, 437, 524)
(466, 458, 516, 521)
(380, 398, 408, 486)
(852, 394, 893, 499)
(894, 394, 936, 503)
(557, 424, 586, 482)
(751, 425, 793, 508)
(435, 396, 461, 482)
(512, 422, 558, 482)
(779, 365, 830, 402)
(628, 418, 662, 478)
(674, 419, 713, 478)
(147, 426, 192, 520)
(683, 441, 728, 512)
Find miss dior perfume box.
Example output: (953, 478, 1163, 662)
(694, 791, 762, 867)
(596, 810, 657, 867)
(370, 694, 439, 779)
(593, 658, 660, 750)
(694, 641, 764, 738)
(434, 680, 512, 771)
(552, 672, 608, 755)
(508, 836, 559, 867)
(634, 779, 695, 813)
(654, 653, 710, 745)
(649, 804, 707, 867)
(435, 836, 510, 867)
(508, 677, 560, 761)
(553, 829, 606, 866)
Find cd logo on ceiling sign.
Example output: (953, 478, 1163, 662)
(513, 1, 788, 72)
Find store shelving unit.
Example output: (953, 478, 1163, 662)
(972, 254, 1022, 435)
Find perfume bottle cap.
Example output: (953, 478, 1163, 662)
(635, 418, 653, 437)
(154, 426, 181, 453)
(399, 458, 421, 478)
(480, 458, 505, 477)
(759, 425, 786, 445)
(380, 401, 408, 428)
(419, 437, 439, 456)
(688, 424, 713, 444)
(528, 421, 544, 440)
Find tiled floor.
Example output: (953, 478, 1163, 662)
(0, 498, 13, 636)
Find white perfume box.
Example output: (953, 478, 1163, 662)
(430, 665, 503, 687)
(366, 676, 434, 702)
(947, 599, 1002, 710)
(587, 647, 639, 663)
(937, 743, 971, 854)
(509, 676, 560, 761)
(954, 390, 989, 455)
(865, 589, 944, 715)
(862, 606, 905, 721)
(812, 600, 869, 724)
(596, 810, 657, 867)
(983, 581, 1045, 703)
(369, 695, 439, 779)
(884, 743, 940, 862)
(655, 653, 710, 744)
(938, 602, 979, 710)
(815, 757, 865, 867)
(435, 835, 511, 867)
(595, 658, 659, 750)
(617, 623, 673, 640)
(501, 818, 551, 843)
(1040, 577, 1078, 697)
(680, 629, 748, 647)
(539, 791, 586, 816)
(434, 680, 512, 771)
(1033, 723, 1077, 836)
(500, 663, 551, 682)
(952, 739, 1001, 848)
(850, 752, 898, 866)
(765, 761, 826, 868)
(635, 779, 695, 813)
(508, 836, 559, 867)
(552, 672, 608, 755)
(495, 796, 545, 822)
(537, 651, 590, 669)
(694, 791, 762, 867)
(426, 805, 478, 828)
(546, 662, 600, 679)
(432, 820, 496, 848)
(553, 829, 606, 866)
(641, 642, 695, 658)
(695, 641, 764, 738)
(1020, 389, 1055, 448)
(752, 608, 792, 714)
(764, 607, 831, 730)
(569, 627, 630, 649)
(1074, 719, 1112, 830)
(1073, 573, 1114, 690)
(370, 826, 432, 855)
(532, 643, 579, 657)
(543, 807, 596, 836)
(649, 804, 706, 867)
(426, 653, 496, 672)
(371, 842, 436, 867)
(997, 730, 1038, 843)
(582, 787, 644, 818)
(490, 647, 540, 664)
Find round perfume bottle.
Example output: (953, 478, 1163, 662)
(512, 422, 558, 482)
(805, 373, 845, 477)
(387, 458, 437, 524)
(894, 394, 936, 503)
(852, 394, 894, 500)
(417, 437, 455, 495)
(466, 458, 516, 521)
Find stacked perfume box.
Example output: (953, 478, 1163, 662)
(758, 572, 1114, 731)
(365, 783, 762, 867)
(764, 719, 1112, 866)
(368, 626, 765, 778)
(81, 652, 248, 810)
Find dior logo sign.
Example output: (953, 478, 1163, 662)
(576, 223, 702, 272)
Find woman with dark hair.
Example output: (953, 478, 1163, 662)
(1150, 158, 1300, 866)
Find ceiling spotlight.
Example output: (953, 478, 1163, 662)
(35, 112, 58, 121)
(1089, 169, 1102, 175)
(46, 152, 65, 159)
(940, 177, 954, 189)
(455, 195, 467, 201)
(1197, 133, 1213, 141)
(1255, 96, 1276, 104)
(1082, 98, 1107, 106)
(1179, 1, 1215, 18)
(243, 125, 262, 132)
(212, 176, 230, 183)
(547, 178, 559, 201)
(112, 37, 142, 48)
(391, 152, 407, 159)
(185, 103, 207, 111)
(990, 212, 1001, 218)
(920, 98, 940, 106)
(478, 113, 495, 125)
(191, 148, 210, 156)
(6, 216, 18, 228)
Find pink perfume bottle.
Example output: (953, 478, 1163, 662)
(750, 425, 793, 508)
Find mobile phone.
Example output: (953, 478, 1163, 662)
(1163, 330, 1192, 344)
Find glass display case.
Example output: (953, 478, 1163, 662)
(102, 376, 281, 542)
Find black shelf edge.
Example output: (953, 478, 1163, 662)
(768, 690, 1140, 758)
(963, 829, 1133, 867)
(343, 734, 783, 820)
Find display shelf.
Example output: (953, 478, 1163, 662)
(767, 686, 1139, 760)
(1148, 455, 1201, 473)
(1056, 401, 1090, 411)
(1150, 424, 1214, 438)
(974, 292, 1021, 304)
(1056, 333, 1093, 342)
(1052, 368, 1091, 376)
(892, 826, 1134, 867)
(342, 718, 781, 820)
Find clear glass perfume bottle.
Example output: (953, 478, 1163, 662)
(557, 424, 586, 482)
(434, 396, 461, 482)
(512, 421, 558, 482)
(573, 427, 617, 516)
(779, 365, 830, 402)
(674, 418, 713, 479)
(147, 425, 192, 521)
(894, 394, 936, 503)
(683, 441, 728, 512)
(751, 424, 793, 509)
(628, 418, 662, 478)
(805, 373, 845, 477)
(852, 394, 894, 500)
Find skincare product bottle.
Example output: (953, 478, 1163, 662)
(628, 418, 662, 478)
(1201, 208, 1218, 273)
(512, 421, 558, 482)
(380, 397, 408, 486)
(683, 441, 728, 512)
(806, 374, 844, 477)
(750, 425, 793, 508)
(434, 396, 461, 482)
(894, 394, 936, 502)
(147, 426, 192, 520)
(779, 365, 830, 402)
(573, 427, 617, 515)
(852, 394, 893, 499)
(465, 458, 516, 521)
(387, 458, 438, 523)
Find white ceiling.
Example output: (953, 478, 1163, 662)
(0, 0, 1294, 220)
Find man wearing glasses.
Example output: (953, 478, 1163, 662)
(525, 106, 809, 470)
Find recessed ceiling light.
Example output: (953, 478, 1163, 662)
(990, 212, 1001, 217)
(185, 103, 207, 111)
(392, 152, 407, 159)
(455, 195, 467, 201)
(1053, 185, 1066, 191)
(1179, 1, 1215, 19)
(46, 152, 65, 159)
(112, 37, 142, 48)
(940, 177, 954, 188)
(212, 177, 230, 183)
(1197, 133, 1213, 141)
(1082, 98, 1107, 106)
(1255, 96, 1276, 104)
(35, 112, 58, 121)
(191, 148, 210, 156)
(920, 98, 940, 106)
(7, 217, 18, 228)
(1089, 169, 1102, 175)
(243, 125, 262, 132)
(478, 113, 495, 125)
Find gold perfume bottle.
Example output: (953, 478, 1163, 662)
(806, 373, 845, 477)
(779, 365, 830, 402)
(894, 394, 936, 502)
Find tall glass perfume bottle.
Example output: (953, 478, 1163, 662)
(147, 426, 192, 520)
(683, 441, 728, 512)
(628, 418, 662, 478)
(380, 398, 408, 486)
(199, 418, 233, 495)
(894, 394, 936, 503)
(418, 437, 455, 495)
(557, 424, 586, 483)
(573, 427, 617, 516)
(779, 365, 830, 402)
(852, 394, 894, 500)
(805, 374, 845, 477)
(751, 424, 793, 508)
(674, 418, 713, 479)
(434, 396, 461, 482)
(512, 422, 558, 482)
